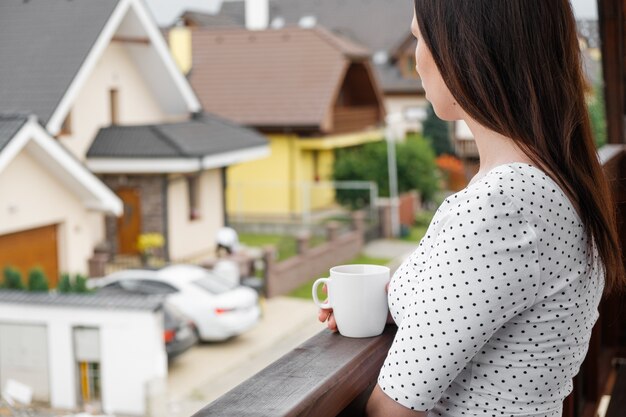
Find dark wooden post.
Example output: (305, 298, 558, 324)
(598, 0, 625, 145)
(326, 221, 340, 242)
(296, 230, 310, 255)
(263, 246, 277, 298)
(351, 210, 366, 235)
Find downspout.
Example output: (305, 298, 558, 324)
(221, 167, 229, 226)
(162, 174, 170, 262)
(287, 128, 296, 218)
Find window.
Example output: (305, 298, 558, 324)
(78, 362, 101, 403)
(74, 327, 101, 405)
(193, 275, 232, 295)
(117, 279, 178, 295)
(405, 55, 419, 79)
(60, 111, 72, 136)
(187, 174, 201, 221)
(109, 88, 119, 125)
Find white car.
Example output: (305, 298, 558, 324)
(92, 264, 261, 341)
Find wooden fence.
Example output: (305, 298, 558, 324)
(263, 211, 366, 298)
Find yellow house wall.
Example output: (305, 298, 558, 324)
(168, 27, 192, 75)
(313, 149, 336, 209)
(226, 134, 294, 217)
(226, 134, 338, 217)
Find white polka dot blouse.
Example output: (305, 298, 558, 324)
(379, 163, 604, 416)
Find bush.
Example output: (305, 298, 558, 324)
(333, 135, 440, 209)
(58, 273, 72, 293)
(27, 268, 49, 292)
(3, 267, 24, 290)
(422, 103, 455, 156)
(73, 274, 89, 293)
(588, 83, 607, 149)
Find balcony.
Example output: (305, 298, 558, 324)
(332, 106, 382, 134)
(192, 146, 626, 417)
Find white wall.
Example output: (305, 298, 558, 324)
(0, 150, 101, 275)
(60, 41, 183, 161)
(167, 169, 224, 260)
(0, 303, 166, 416)
(384, 96, 428, 138)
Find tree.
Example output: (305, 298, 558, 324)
(3, 267, 24, 290)
(588, 83, 607, 149)
(422, 103, 455, 156)
(333, 135, 440, 209)
(27, 268, 49, 292)
(58, 273, 72, 293)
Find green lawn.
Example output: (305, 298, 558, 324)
(239, 233, 325, 262)
(401, 210, 435, 243)
(289, 254, 391, 300)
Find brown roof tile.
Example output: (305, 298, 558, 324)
(189, 26, 371, 129)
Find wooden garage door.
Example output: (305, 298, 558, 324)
(0, 225, 59, 287)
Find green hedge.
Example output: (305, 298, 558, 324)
(333, 135, 440, 209)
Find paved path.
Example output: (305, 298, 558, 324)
(166, 297, 323, 417)
(363, 238, 418, 272)
(166, 239, 418, 417)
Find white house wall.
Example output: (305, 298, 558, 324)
(0, 304, 166, 416)
(0, 151, 100, 275)
(384, 96, 428, 137)
(60, 41, 183, 161)
(167, 169, 224, 260)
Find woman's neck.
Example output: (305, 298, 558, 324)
(465, 118, 534, 185)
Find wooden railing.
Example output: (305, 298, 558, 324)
(192, 326, 396, 417)
(193, 145, 626, 417)
(332, 106, 381, 134)
(562, 144, 626, 417)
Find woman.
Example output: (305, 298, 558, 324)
(319, 1, 625, 416)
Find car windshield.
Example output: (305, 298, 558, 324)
(192, 275, 233, 295)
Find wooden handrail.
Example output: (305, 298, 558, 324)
(192, 326, 397, 417)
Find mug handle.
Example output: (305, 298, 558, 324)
(312, 278, 331, 309)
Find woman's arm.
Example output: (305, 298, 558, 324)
(366, 384, 427, 417)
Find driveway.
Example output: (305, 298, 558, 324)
(166, 296, 323, 417)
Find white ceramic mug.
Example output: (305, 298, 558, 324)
(312, 264, 390, 338)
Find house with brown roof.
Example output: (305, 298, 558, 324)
(173, 0, 425, 137)
(188, 26, 386, 218)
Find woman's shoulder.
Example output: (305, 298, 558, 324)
(439, 162, 581, 228)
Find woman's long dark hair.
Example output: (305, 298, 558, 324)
(414, 0, 625, 293)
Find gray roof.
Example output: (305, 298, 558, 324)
(577, 20, 600, 50)
(0, 114, 28, 152)
(87, 113, 268, 158)
(185, 0, 412, 53)
(181, 9, 242, 27)
(0, 0, 119, 124)
(374, 64, 424, 95)
(582, 50, 602, 86)
(0, 289, 163, 311)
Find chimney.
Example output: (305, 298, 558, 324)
(245, 0, 269, 31)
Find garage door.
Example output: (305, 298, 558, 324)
(0, 323, 50, 402)
(0, 225, 59, 287)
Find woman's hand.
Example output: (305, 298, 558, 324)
(317, 284, 338, 332)
(385, 282, 396, 325)
(318, 282, 395, 331)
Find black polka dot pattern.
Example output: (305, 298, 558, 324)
(378, 163, 604, 416)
